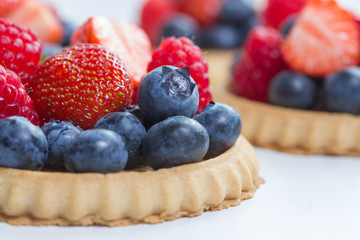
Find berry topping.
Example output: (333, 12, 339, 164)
(41, 120, 83, 169)
(262, 0, 308, 29)
(0, 116, 48, 170)
(323, 67, 360, 114)
(94, 112, 146, 169)
(0, 18, 42, 88)
(194, 102, 241, 159)
(202, 24, 245, 49)
(148, 37, 212, 112)
(71, 17, 152, 104)
(231, 26, 288, 102)
(0, 0, 24, 17)
(0, 65, 39, 125)
(269, 70, 317, 110)
(138, 66, 199, 123)
(280, 15, 297, 37)
(64, 129, 128, 173)
(219, 0, 257, 28)
(142, 116, 209, 170)
(31, 44, 133, 129)
(179, 0, 226, 25)
(282, 0, 360, 77)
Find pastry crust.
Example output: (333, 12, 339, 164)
(0, 136, 262, 226)
(206, 50, 360, 155)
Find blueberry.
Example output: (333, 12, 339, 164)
(160, 14, 202, 46)
(94, 112, 146, 169)
(280, 15, 296, 37)
(138, 66, 199, 123)
(269, 70, 317, 110)
(220, 0, 256, 26)
(202, 24, 245, 49)
(323, 67, 360, 114)
(61, 19, 77, 46)
(41, 120, 83, 169)
(0, 116, 48, 170)
(143, 116, 209, 170)
(64, 129, 128, 173)
(194, 102, 241, 159)
(121, 105, 154, 130)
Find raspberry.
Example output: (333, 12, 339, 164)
(148, 37, 212, 112)
(231, 26, 288, 102)
(0, 18, 42, 89)
(0, 65, 39, 125)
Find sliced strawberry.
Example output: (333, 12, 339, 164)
(282, 0, 360, 77)
(71, 17, 152, 100)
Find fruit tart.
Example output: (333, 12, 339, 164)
(210, 0, 360, 155)
(0, 18, 261, 226)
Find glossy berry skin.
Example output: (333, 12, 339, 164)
(94, 112, 146, 169)
(142, 116, 209, 170)
(0, 65, 40, 125)
(31, 44, 133, 129)
(219, 0, 256, 28)
(64, 129, 128, 173)
(194, 102, 241, 159)
(148, 37, 212, 112)
(160, 14, 202, 46)
(121, 105, 154, 130)
(138, 66, 199, 123)
(0, 18, 42, 89)
(269, 70, 317, 110)
(41, 120, 83, 169)
(0, 116, 48, 170)
(203, 24, 244, 49)
(323, 67, 360, 114)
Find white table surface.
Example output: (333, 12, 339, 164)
(2, 0, 360, 239)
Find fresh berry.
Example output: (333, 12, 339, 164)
(179, 0, 226, 25)
(138, 66, 199, 123)
(262, 0, 308, 29)
(231, 26, 288, 102)
(60, 19, 76, 46)
(121, 105, 154, 130)
(160, 14, 202, 46)
(219, 0, 256, 27)
(280, 15, 297, 36)
(148, 37, 212, 112)
(0, 116, 48, 170)
(282, 0, 360, 77)
(31, 44, 133, 129)
(323, 67, 360, 114)
(0, 65, 39, 125)
(94, 112, 146, 169)
(3, 0, 64, 43)
(140, 0, 178, 45)
(0, 0, 24, 17)
(64, 129, 128, 173)
(194, 102, 241, 159)
(0, 18, 42, 88)
(41, 120, 83, 169)
(269, 70, 317, 110)
(202, 24, 244, 48)
(142, 116, 209, 170)
(71, 17, 152, 103)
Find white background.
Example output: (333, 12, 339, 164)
(2, 0, 360, 239)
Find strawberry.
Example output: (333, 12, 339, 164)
(0, 18, 42, 89)
(178, 0, 225, 25)
(71, 17, 152, 104)
(232, 26, 288, 102)
(3, 0, 64, 43)
(0, 65, 39, 125)
(282, 0, 360, 77)
(0, 0, 25, 17)
(262, 0, 308, 29)
(31, 44, 133, 129)
(140, 0, 178, 45)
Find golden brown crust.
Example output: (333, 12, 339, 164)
(0, 136, 261, 226)
(206, 50, 360, 156)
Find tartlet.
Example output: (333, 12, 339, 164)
(0, 136, 262, 226)
(207, 50, 360, 156)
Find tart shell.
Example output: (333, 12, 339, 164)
(0, 136, 262, 226)
(206, 50, 360, 156)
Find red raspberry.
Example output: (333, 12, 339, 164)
(232, 26, 288, 102)
(0, 65, 39, 125)
(0, 18, 42, 89)
(31, 44, 133, 129)
(148, 37, 212, 112)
